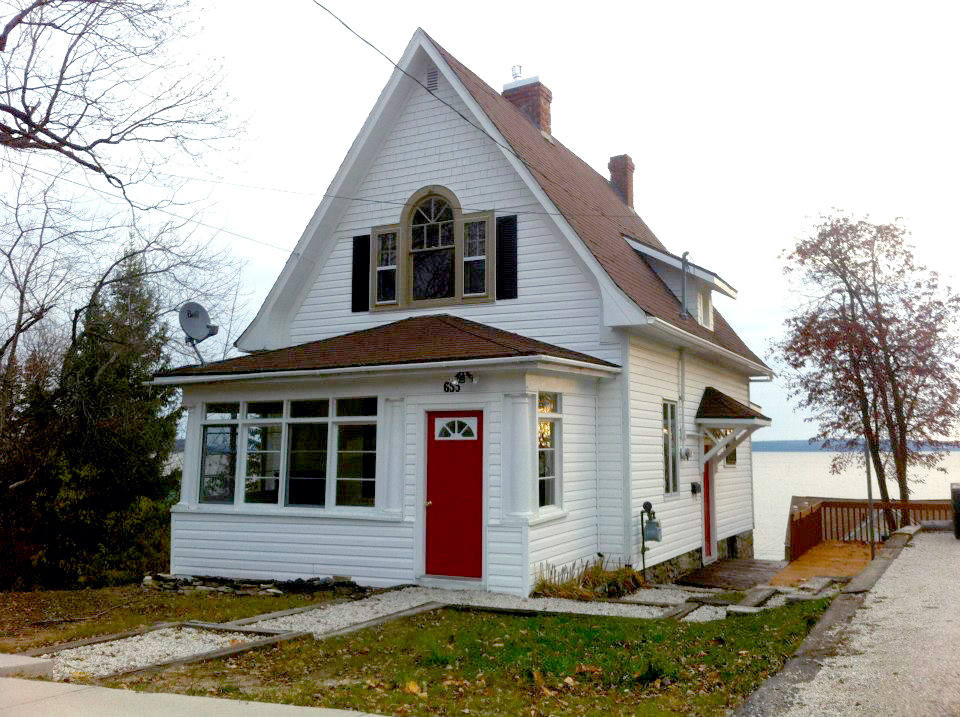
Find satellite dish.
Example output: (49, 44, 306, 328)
(179, 302, 218, 364)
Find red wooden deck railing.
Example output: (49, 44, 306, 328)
(787, 498, 951, 560)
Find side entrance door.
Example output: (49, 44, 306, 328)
(702, 459, 715, 563)
(425, 411, 483, 578)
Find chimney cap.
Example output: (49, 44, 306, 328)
(502, 75, 542, 92)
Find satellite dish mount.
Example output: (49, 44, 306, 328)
(179, 302, 218, 365)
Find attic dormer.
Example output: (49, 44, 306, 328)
(623, 237, 735, 331)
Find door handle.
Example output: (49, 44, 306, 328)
(425, 500, 433, 507)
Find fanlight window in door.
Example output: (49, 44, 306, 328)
(434, 417, 478, 440)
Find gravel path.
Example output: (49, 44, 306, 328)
(252, 586, 665, 636)
(43, 627, 253, 680)
(783, 532, 960, 716)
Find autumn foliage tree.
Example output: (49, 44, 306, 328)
(775, 215, 960, 527)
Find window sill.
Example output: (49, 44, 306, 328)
(528, 508, 568, 526)
(172, 503, 404, 522)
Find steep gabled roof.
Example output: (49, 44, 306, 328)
(158, 314, 618, 378)
(426, 34, 765, 368)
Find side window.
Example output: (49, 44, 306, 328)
(663, 400, 678, 493)
(200, 403, 239, 504)
(537, 392, 561, 508)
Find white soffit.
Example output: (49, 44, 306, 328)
(623, 237, 737, 299)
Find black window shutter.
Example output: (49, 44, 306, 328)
(351, 235, 370, 312)
(496, 215, 518, 300)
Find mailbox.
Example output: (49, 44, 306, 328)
(643, 516, 662, 542)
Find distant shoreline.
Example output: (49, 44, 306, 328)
(754, 440, 957, 453)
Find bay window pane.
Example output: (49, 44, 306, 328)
(336, 398, 378, 417)
(290, 399, 328, 418)
(336, 424, 376, 506)
(464, 258, 485, 295)
(377, 268, 396, 302)
(200, 425, 236, 503)
(287, 423, 327, 507)
(538, 392, 560, 413)
(245, 424, 282, 504)
(412, 249, 454, 300)
(247, 401, 282, 419)
(205, 403, 238, 421)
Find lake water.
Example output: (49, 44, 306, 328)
(752, 451, 960, 559)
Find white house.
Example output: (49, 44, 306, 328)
(154, 29, 771, 596)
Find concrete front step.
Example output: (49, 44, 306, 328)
(0, 653, 54, 678)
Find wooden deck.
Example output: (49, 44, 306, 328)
(676, 559, 788, 590)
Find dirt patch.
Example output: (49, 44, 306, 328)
(771, 541, 873, 586)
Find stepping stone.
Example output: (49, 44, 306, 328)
(0, 653, 54, 678)
(797, 577, 833, 593)
(662, 602, 699, 620)
(740, 586, 777, 607)
(727, 605, 763, 615)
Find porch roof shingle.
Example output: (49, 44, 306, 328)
(695, 386, 771, 422)
(158, 314, 619, 378)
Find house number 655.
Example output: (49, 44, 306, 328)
(443, 381, 461, 392)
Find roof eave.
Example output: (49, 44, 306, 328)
(636, 317, 772, 378)
(150, 353, 621, 386)
(696, 417, 772, 427)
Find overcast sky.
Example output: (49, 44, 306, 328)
(174, 1, 960, 440)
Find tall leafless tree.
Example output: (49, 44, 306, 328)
(0, 0, 232, 200)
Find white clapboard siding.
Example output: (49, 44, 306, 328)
(284, 65, 617, 365)
(683, 355, 755, 541)
(171, 513, 415, 587)
(596, 367, 626, 557)
(487, 525, 526, 594)
(627, 334, 755, 565)
(528, 391, 600, 578)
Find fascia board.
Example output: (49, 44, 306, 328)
(624, 237, 737, 299)
(696, 418, 772, 427)
(419, 36, 648, 329)
(236, 36, 422, 351)
(149, 354, 621, 386)
(636, 318, 773, 379)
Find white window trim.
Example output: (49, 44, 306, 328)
(197, 399, 380, 512)
(537, 392, 562, 511)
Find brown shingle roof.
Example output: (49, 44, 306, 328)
(159, 314, 619, 378)
(426, 34, 766, 369)
(696, 387, 771, 422)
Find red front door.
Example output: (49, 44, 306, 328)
(425, 411, 483, 578)
(703, 460, 713, 560)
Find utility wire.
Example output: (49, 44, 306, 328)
(305, 1, 630, 229)
(4, 158, 293, 254)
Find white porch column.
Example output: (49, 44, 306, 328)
(503, 391, 536, 520)
(180, 399, 201, 506)
(382, 396, 405, 515)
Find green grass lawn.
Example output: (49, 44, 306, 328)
(0, 585, 341, 653)
(107, 600, 828, 716)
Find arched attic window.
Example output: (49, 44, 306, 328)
(370, 186, 494, 308)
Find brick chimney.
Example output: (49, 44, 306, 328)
(608, 154, 635, 208)
(502, 77, 552, 134)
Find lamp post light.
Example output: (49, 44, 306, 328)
(640, 501, 662, 581)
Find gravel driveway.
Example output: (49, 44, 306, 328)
(783, 531, 960, 716)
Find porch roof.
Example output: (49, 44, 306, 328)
(695, 386, 771, 426)
(156, 314, 620, 380)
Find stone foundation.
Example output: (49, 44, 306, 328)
(716, 530, 754, 560)
(639, 529, 755, 583)
(141, 573, 366, 597)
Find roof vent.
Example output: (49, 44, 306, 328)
(425, 67, 438, 92)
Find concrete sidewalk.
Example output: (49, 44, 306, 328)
(740, 529, 960, 716)
(0, 677, 380, 716)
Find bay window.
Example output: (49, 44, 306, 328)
(197, 397, 378, 509)
(370, 186, 494, 309)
